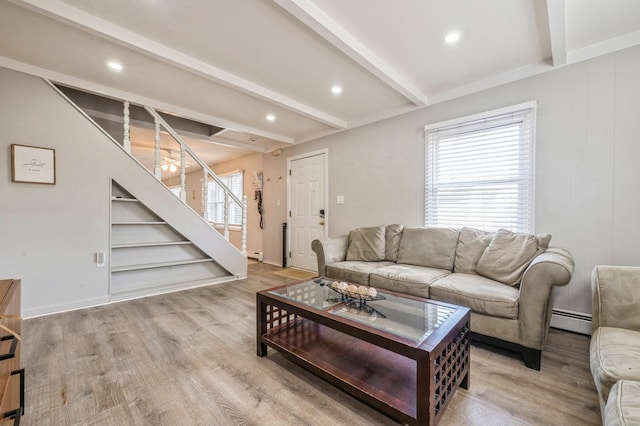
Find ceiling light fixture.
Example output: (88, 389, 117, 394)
(161, 163, 177, 172)
(160, 149, 184, 173)
(107, 61, 123, 72)
(444, 32, 461, 45)
(266, 114, 276, 122)
(331, 85, 343, 95)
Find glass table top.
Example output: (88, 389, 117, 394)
(268, 279, 457, 344)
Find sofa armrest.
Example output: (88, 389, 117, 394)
(592, 265, 640, 332)
(517, 247, 574, 349)
(311, 235, 348, 277)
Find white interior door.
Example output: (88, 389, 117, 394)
(289, 152, 326, 271)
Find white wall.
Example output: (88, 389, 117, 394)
(263, 45, 640, 316)
(0, 68, 111, 316)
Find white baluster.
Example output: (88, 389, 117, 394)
(123, 101, 131, 153)
(241, 195, 247, 255)
(202, 171, 209, 222)
(223, 192, 229, 240)
(180, 145, 186, 202)
(154, 119, 161, 179)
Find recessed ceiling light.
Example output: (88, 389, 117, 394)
(331, 85, 343, 95)
(107, 61, 123, 72)
(266, 114, 276, 122)
(444, 32, 461, 45)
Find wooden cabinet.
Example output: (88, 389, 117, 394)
(0, 279, 23, 425)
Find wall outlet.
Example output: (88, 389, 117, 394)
(337, 195, 345, 205)
(96, 251, 105, 267)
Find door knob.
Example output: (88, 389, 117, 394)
(319, 220, 325, 225)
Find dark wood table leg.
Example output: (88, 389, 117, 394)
(460, 371, 469, 390)
(256, 295, 268, 357)
(416, 353, 432, 425)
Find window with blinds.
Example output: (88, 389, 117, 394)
(205, 171, 243, 225)
(424, 102, 536, 233)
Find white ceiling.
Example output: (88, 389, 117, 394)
(2, 0, 640, 163)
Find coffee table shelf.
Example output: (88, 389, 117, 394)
(263, 318, 417, 421)
(257, 280, 470, 425)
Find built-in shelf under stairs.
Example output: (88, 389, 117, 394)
(110, 181, 228, 300)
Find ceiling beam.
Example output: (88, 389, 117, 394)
(546, 0, 567, 66)
(274, 0, 429, 107)
(9, 0, 347, 130)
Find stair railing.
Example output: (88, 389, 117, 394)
(122, 103, 247, 255)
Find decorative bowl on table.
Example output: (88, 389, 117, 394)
(329, 281, 385, 302)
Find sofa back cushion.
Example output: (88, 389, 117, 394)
(454, 227, 493, 274)
(476, 229, 551, 286)
(345, 225, 386, 262)
(396, 227, 459, 270)
(384, 224, 404, 262)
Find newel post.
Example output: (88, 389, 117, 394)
(123, 101, 131, 153)
(241, 195, 247, 255)
(202, 171, 209, 222)
(154, 119, 161, 179)
(180, 145, 186, 203)
(223, 192, 229, 240)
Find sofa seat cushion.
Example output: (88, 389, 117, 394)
(369, 264, 450, 298)
(605, 380, 640, 426)
(429, 273, 519, 319)
(591, 327, 640, 403)
(326, 261, 394, 285)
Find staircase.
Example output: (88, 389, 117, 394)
(50, 82, 248, 300)
(110, 182, 234, 300)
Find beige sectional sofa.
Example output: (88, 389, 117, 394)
(590, 266, 640, 425)
(311, 225, 574, 369)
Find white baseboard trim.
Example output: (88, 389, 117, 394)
(550, 309, 592, 335)
(263, 260, 283, 267)
(110, 276, 239, 303)
(23, 276, 242, 319)
(23, 296, 111, 319)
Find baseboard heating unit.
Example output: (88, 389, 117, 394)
(550, 309, 592, 335)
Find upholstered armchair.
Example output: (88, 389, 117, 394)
(590, 265, 640, 424)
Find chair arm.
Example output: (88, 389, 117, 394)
(518, 247, 574, 349)
(592, 265, 640, 331)
(311, 235, 348, 277)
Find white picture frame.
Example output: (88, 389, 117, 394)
(11, 144, 56, 184)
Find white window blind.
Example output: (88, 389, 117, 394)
(424, 102, 536, 233)
(205, 171, 243, 225)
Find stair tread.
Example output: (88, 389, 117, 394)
(111, 197, 139, 202)
(112, 241, 192, 248)
(112, 221, 167, 225)
(112, 258, 214, 272)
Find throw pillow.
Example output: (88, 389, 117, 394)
(384, 224, 404, 262)
(345, 225, 386, 262)
(453, 227, 493, 274)
(476, 229, 552, 286)
(396, 227, 459, 271)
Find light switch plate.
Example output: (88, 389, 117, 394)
(337, 195, 344, 205)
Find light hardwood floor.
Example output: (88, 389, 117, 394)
(22, 263, 601, 425)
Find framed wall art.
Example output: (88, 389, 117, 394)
(11, 144, 56, 184)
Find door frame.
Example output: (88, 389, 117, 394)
(286, 149, 329, 268)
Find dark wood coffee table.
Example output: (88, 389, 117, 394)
(256, 278, 470, 425)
